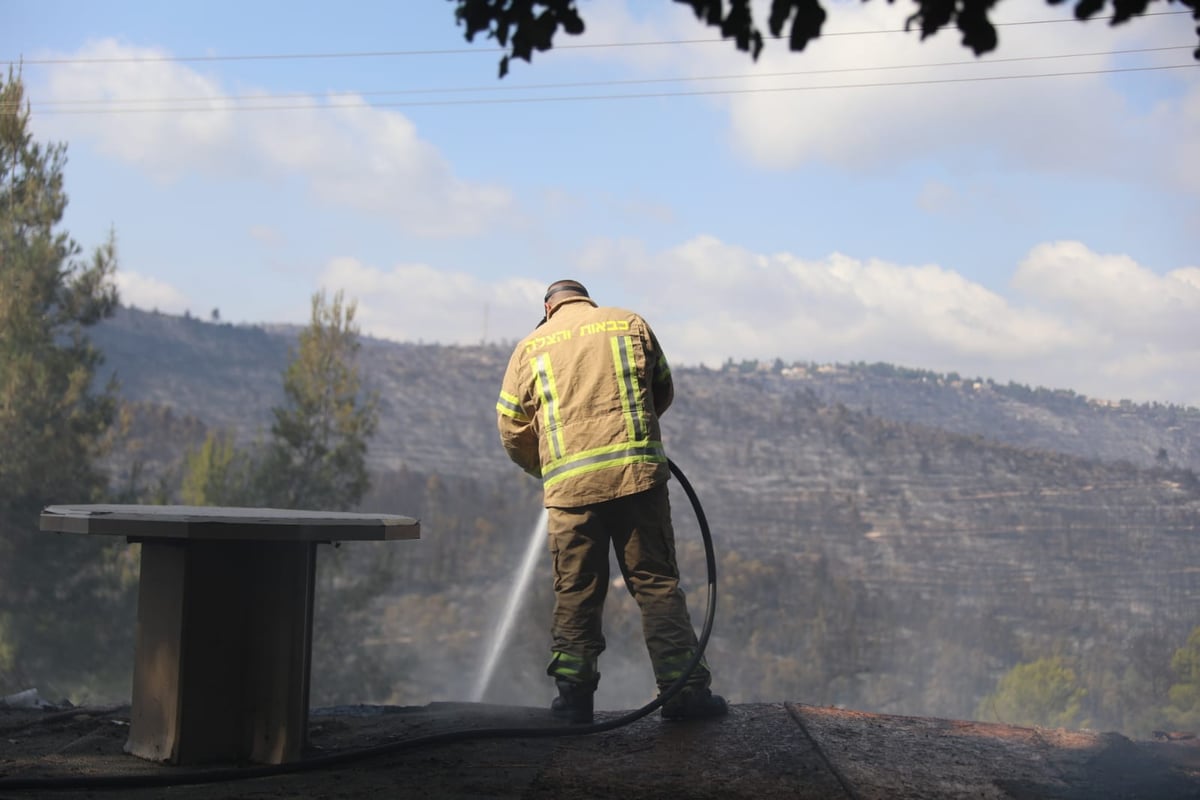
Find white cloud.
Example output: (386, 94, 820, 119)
(571, 235, 1200, 406)
(35, 39, 513, 236)
(621, 234, 1084, 360)
(317, 257, 543, 346)
(38, 41, 236, 178)
(1012, 241, 1200, 352)
(115, 270, 190, 314)
(1175, 266, 1200, 291)
(306, 234, 1200, 406)
(582, 2, 1200, 189)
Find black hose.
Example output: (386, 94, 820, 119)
(0, 459, 717, 792)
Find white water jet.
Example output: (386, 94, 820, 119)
(471, 508, 549, 702)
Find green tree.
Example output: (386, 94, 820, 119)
(1165, 625, 1200, 730)
(452, 0, 1200, 77)
(179, 430, 259, 507)
(977, 656, 1088, 729)
(176, 292, 377, 512)
(1076, 629, 1177, 738)
(259, 289, 379, 511)
(0, 71, 131, 699)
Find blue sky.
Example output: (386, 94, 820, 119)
(5, 0, 1199, 406)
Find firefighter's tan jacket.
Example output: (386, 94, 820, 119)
(496, 295, 674, 508)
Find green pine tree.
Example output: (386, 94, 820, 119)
(179, 430, 259, 507)
(261, 289, 379, 511)
(0, 70, 132, 700)
(177, 290, 378, 512)
(1165, 626, 1200, 730)
(976, 656, 1088, 729)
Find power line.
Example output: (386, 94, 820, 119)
(17, 62, 1198, 116)
(4, 10, 1191, 67)
(19, 45, 1195, 110)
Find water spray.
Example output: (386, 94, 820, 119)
(471, 508, 548, 702)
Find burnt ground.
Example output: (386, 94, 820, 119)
(2, 700, 1199, 799)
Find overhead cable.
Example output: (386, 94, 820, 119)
(16, 62, 1198, 116)
(18, 44, 1195, 111)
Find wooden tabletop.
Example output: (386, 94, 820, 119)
(40, 504, 420, 542)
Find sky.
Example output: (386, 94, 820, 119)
(4, 0, 1199, 407)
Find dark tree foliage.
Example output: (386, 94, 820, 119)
(455, 0, 585, 77)
(451, 0, 1200, 77)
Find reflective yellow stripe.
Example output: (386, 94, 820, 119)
(653, 652, 706, 683)
(496, 390, 528, 421)
(610, 335, 646, 441)
(547, 651, 597, 681)
(532, 354, 566, 460)
(542, 441, 665, 488)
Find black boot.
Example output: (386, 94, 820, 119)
(660, 686, 728, 721)
(550, 679, 596, 724)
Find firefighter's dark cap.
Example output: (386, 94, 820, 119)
(544, 280, 589, 303)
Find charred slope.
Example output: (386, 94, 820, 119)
(88, 307, 1200, 723)
(2, 701, 1198, 799)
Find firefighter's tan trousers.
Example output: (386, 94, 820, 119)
(545, 482, 711, 692)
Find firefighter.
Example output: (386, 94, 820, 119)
(496, 279, 727, 724)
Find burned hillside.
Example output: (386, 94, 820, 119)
(81, 307, 1200, 736)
